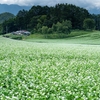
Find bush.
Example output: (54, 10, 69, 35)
(11, 35, 22, 40)
(47, 28, 53, 34)
(3, 33, 23, 40)
(52, 20, 72, 34)
(42, 26, 48, 34)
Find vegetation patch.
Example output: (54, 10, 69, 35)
(1, 3, 91, 36)
(24, 30, 94, 40)
(3, 33, 23, 40)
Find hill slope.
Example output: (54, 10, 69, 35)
(0, 12, 15, 23)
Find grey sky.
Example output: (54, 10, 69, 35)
(0, 0, 100, 10)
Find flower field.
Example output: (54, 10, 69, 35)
(0, 36, 100, 99)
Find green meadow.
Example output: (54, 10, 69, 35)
(1, 30, 100, 99)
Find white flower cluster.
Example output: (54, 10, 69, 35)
(0, 36, 100, 99)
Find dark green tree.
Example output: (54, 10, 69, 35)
(51, 20, 72, 34)
(2, 18, 17, 34)
(16, 9, 28, 30)
(47, 28, 53, 34)
(91, 14, 100, 30)
(83, 18, 95, 30)
(62, 20, 72, 34)
(1, 3, 94, 35)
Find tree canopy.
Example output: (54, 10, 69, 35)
(0, 3, 97, 35)
(83, 18, 95, 30)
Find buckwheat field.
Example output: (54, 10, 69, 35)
(0, 36, 100, 100)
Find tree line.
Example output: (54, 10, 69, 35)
(0, 3, 99, 35)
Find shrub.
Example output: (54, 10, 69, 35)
(47, 28, 53, 34)
(52, 20, 72, 34)
(42, 26, 48, 34)
(11, 35, 22, 40)
(3, 33, 23, 40)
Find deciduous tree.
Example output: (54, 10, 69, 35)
(83, 18, 95, 30)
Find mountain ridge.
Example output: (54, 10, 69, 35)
(0, 4, 31, 15)
(0, 12, 15, 23)
(0, 4, 100, 16)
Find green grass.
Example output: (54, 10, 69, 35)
(67, 30, 92, 37)
(25, 30, 91, 40)
(24, 30, 100, 45)
(66, 30, 100, 45)
(1, 30, 100, 99)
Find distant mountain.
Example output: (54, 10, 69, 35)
(0, 4, 100, 16)
(0, 12, 15, 23)
(88, 8, 100, 14)
(0, 4, 31, 15)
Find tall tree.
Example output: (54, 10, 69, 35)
(16, 9, 28, 30)
(83, 18, 95, 30)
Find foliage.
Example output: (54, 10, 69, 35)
(47, 28, 53, 34)
(51, 20, 72, 34)
(1, 3, 91, 35)
(41, 26, 48, 34)
(1, 36, 100, 99)
(0, 24, 3, 34)
(16, 10, 28, 30)
(2, 18, 17, 34)
(3, 3, 100, 37)
(83, 18, 95, 30)
(91, 14, 100, 30)
(45, 33, 68, 39)
(57, 20, 72, 34)
(3, 33, 23, 40)
(25, 30, 93, 39)
(36, 20, 72, 38)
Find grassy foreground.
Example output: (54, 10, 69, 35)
(0, 34, 100, 99)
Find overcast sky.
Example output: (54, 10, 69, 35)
(0, 0, 100, 10)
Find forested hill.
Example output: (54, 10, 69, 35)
(1, 4, 91, 33)
(0, 12, 15, 23)
(1, 3, 100, 35)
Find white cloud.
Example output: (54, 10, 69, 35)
(0, 0, 100, 9)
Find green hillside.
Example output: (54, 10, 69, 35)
(0, 12, 15, 23)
